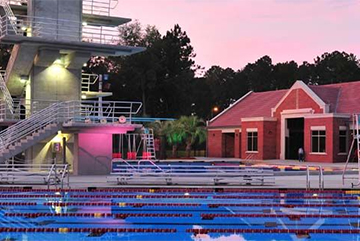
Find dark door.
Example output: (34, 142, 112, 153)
(286, 118, 304, 160)
(222, 133, 235, 157)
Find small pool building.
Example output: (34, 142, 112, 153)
(207, 80, 360, 163)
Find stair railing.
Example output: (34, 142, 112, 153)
(0, 73, 13, 114)
(342, 114, 360, 187)
(81, 73, 99, 92)
(0, 0, 18, 34)
(0, 102, 61, 149)
(0, 100, 143, 152)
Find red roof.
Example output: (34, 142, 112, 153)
(209, 80, 360, 128)
(208, 90, 287, 128)
(309, 81, 360, 114)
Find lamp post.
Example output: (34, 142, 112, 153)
(211, 106, 219, 119)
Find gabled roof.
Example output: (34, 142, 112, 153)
(208, 89, 287, 128)
(208, 80, 360, 128)
(309, 81, 360, 114)
(271, 81, 329, 115)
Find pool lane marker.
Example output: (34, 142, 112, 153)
(187, 228, 360, 234)
(0, 228, 177, 233)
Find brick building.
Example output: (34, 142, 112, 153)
(207, 80, 360, 163)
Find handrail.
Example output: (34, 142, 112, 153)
(342, 136, 355, 185)
(60, 164, 69, 189)
(82, 0, 119, 16)
(306, 165, 324, 191)
(0, 100, 142, 151)
(0, 0, 18, 34)
(319, 165, 324, 191)
(0, 14, 122, 45)
(306, 165, 310, 190)
(0, 72, 13, 114)
(115, 159, 136, 170)
(0, 99, 142, 122)
(342, 114, 360, 187)
(46, 164, 55, 189)
(81, 73, 99, 92)
(0, 163, 69, 188)
(137, 160, 163, 172)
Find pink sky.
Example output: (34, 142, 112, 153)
(115, 0, 360, 71)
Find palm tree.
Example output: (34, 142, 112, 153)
(148, 120, 171, 159)
(164, 120, 184, 158)
(177, 116, 207, 158)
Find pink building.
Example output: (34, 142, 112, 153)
(207, 80, 360, 163)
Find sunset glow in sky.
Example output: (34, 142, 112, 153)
(116, 0, 360, 70)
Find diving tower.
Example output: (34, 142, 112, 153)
(0, 0, 153, 175)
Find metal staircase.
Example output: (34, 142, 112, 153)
(0, 1, 18, 113)
(0, 102, 62, 162)
(0, 99, 142, 162)
(141, 128, 156, 159)
(342, 114, 360, 187)
(0, 72, 13, 113)
(0, 0, 18, 34)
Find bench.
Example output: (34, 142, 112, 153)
(108, 163, 274, 186)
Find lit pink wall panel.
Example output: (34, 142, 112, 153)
(78, 133, 112, 175)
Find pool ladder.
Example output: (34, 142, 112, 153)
(306, 165, 324, 191)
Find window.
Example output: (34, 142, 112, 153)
(247, 131, 258, 152)
(311, 130, 326, 153)
(339, 130, 347, 153)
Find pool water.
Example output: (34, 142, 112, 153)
(0, 188, 360, 240)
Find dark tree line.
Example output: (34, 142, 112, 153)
(0, 21, 359, 121)
(96, 22, 360, 120)
(207, 52, 360, 115)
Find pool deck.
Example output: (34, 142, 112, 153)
(1, 158, 359, 190)
(63, 173, 358, 189)
(67, 157, 360, 189)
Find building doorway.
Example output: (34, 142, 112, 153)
(222, 133, 235, 157)
(285, 118, 304, 160)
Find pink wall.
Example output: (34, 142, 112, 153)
(77, 133, 113, 175)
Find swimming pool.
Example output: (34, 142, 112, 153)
(0, 188, 360, 240)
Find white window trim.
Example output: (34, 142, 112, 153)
(309, 152, 327, 155)
(310, 126, 326, 131)
(246, 128, 258, 132)
(339, 126, 347, 131)
(247, 130, 258, 152)
(246, 151, 258, 154)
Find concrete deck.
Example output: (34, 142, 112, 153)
(64, 174, 357, 189)
(0, 158, 357, 190)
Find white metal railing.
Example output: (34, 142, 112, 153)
(0, 99, 57, 121)
(306, 165, 324, 191)
(342, 114, 360, 187)
(0, 99, 142, 122)
(81, 73, 99, 92)
(141, 128, 156, 159)
(0, 102, 60, 150)
(82, 25, 120, 45)
(1, 0, 27, 6)
(4, 0, 118, 17)
(0, 100, 142, 149)
(0, 163, 69, 188)
(0, 71, 13, 114)
(0, 0, 18, 34)
(82, 0, 118, 17)
(0, 14, 121, 45)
